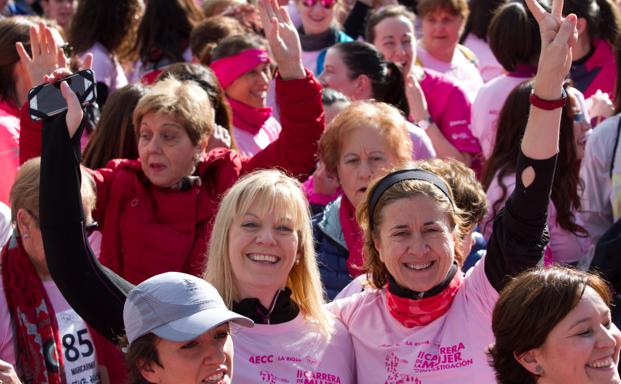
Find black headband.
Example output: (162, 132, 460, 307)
(368, 169, 454, 228)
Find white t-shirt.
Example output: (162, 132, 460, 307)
(327, 259, 498, 383)
(471, 74, 529, 159)
(462, 35, 504, 83)
(417, 46, 484, 102)
(0, 278, 100, 383)
(232, 312, 356, 383)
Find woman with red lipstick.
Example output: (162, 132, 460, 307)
(21, 0, 323, 286)
(490, 267, 621, 384)
(327, 0, 580, 381)
(481, 80, 592, 267)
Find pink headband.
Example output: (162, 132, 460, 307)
(210, 48, 271, 89)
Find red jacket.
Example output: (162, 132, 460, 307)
(21, 70, 324, 284)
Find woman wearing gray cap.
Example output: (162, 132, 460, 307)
(122, 272, 253, 384)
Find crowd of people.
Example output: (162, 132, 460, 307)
(1, 0, 621, 383)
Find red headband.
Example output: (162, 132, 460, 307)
(210, 48, 271, 89)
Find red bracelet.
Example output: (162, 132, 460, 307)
(529, 88, 568, 110)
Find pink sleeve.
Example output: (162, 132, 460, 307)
(436, 87, 481, 154)
(0, 118, 19, 205)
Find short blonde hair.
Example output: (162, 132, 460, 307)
(319, 100, 412, 176)
(357, 171, 468, 289)
(204, 169, 332, 335)
(132, 77, 214, 146)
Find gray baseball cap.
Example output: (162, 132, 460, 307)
(123, 272, 253, 344)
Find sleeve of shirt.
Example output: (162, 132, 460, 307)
(437, 87, 481, 155)
(40, 113, 133, 343)
(579, 116, 619, 244)
(484, 150, 557, 291)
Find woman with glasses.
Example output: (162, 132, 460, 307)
(482, 81, 592, 267)
(295, 0, 353, 75)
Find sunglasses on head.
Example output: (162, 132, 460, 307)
(301, 0, 337, 9)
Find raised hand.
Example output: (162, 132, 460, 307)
(15, 21, 66, 88)
(257, 0, 305, 80)
(525, 0, 578, 98)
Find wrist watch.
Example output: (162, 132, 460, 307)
(415, 116, 434, 130)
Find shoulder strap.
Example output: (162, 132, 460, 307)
(610, 116, 621, 178)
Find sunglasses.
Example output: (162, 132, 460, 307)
(301, 0, 337, 9)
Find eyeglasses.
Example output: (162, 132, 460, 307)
(59, 43, 73, 59)
(301, 0, 337, 9)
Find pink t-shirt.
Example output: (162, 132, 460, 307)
(471, 74, 530, 159)
(420, 69, 481, 155)
(327, 259, 498, 383)
(462, 35, 504, 83)
(0, 99, 20, 206)
(417, 46, 484, 102)
(232, 313, 356, 383)
(483, 173, 590, 265)
(0, 278, 100, 383)
(233, 116, 282, 157)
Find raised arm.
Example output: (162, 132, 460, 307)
(17, 22, 92, 164)
(485, 0, 578, 290)
(39, 79, 132, 343)
(241, 0, 324, 178)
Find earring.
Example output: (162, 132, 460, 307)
(22, 233, 30, 239)
(295, 258, 300, 265)
(535, 365, 543, 375)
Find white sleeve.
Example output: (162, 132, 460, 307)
(579, 115, 620, 244)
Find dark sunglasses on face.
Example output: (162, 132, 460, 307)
(301, 0, 337, 9)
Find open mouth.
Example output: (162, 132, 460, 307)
(404, 261, 434, 271)
(587, 357, 615, 369)
(202, 371, 226, 383)
(309, 15, 326, 23)
(149, 163, 166, 171)
(357, 187, 368, 194)
(247, 253, 280, 264)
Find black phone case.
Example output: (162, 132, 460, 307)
(28, 69, 97, 121)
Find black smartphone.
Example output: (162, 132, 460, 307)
(28, 69, 97, 121)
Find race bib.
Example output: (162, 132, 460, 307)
(55, 309, 100, 384)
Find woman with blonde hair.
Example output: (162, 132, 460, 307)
(205, 169, 355, 382)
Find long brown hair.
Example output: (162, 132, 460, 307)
(135, 0, 204, 64)
(0, 17, 33, 105)
(481, 80, 587, 238)
(68, 0, 142, 55)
